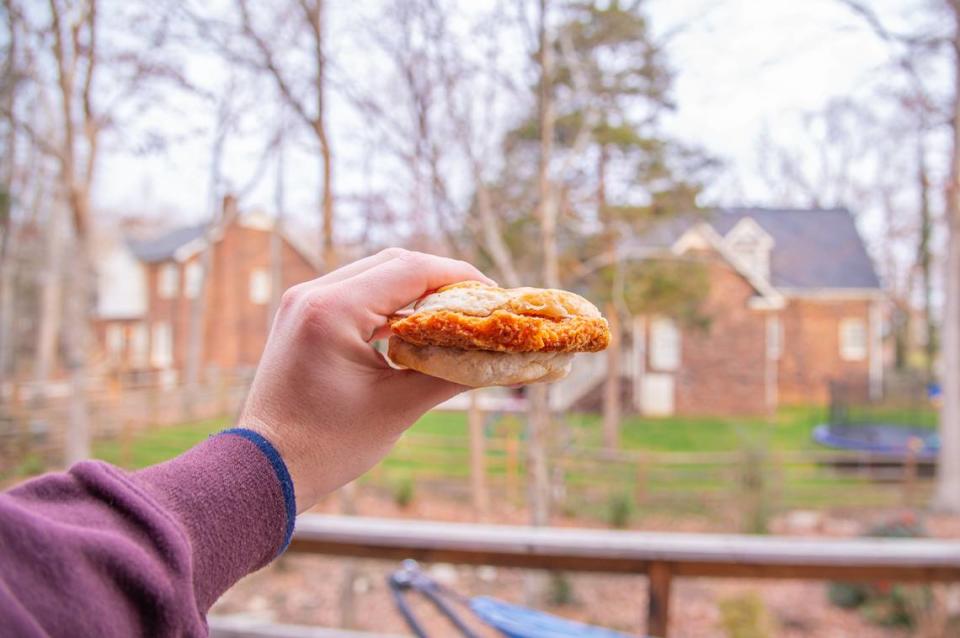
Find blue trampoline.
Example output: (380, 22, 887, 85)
(812, 423, 939, 461)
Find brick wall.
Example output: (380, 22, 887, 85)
(201, 223, 317, 372)
(778, 298, 872, 404)
(97, 221, 318, 378)
(672, 256, 770, 416)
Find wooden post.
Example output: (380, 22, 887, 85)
(603, 301, 621, 450)
(468, 393, 489, 520)
(647, 561, 672, 638)
(338, 481, 358, 629)
(120, 419, 133, 468)
(903, 436, 922, 507)
(507, 432, 520, 503)
(635, 452, 647, 507)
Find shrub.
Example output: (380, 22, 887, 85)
(392, 477, 415, 509)
(737, 439, 771, 535)
(607, 493, 632, 529)
(827, 514, 931, 628)
(17, 453, 45, 477)
(547, 571, 575, 606)
(718, 592, 774, 638)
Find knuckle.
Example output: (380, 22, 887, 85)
(303, 287, 348, 326)
(279, 285, 304, 312)
(395, 250, 425, 267)
(378, 247, 408, 260)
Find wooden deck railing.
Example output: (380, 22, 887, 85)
(289, 514, 960, 638)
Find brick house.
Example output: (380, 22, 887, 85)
(610, 208, 883, 416)
(94, 198, 318, 382)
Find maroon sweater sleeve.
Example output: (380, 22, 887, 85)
(0, 430, 295, 637)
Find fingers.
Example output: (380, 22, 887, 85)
(377, 370, 467, 422)
(340, 251, 495, 334)
(309, 247, 411, 288)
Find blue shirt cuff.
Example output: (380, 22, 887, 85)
(218, 428, 296, 555)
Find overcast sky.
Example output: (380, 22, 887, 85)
(93, 0, 934, 233)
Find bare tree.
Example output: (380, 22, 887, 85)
(46, 0, 101, 462)
(229, 0, 334, 272)
(936, 1, 960, 512)
(835, 0, 960, 512)
(0, 0, 23, 385)
(526, 0, 557, 530)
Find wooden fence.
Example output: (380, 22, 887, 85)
(286, 514, 960, 637)
(0, 373, 253, 472)
(365, 431, 935, 523)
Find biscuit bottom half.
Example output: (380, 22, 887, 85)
(387, 336, 574, 387)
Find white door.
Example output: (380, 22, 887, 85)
(641, 373, 675, 416)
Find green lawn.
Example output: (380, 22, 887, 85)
(83, 405, 936, 522)
(564, 405, 828, 452)
(93, 418, 228, 468)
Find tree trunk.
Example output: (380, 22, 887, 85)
(63, 230, 91, 463)
(270, 130, 286, 323)
(603, 301, 621, 450)
(184, 114, 232, 417)
(598, 145, 621, 450)
(314, 0, 335, 273)
(0, 208, 16, 385)
(935, 221, 960, 511)
(934, 12, 960, 512)
(34, 205, 65, 390)
(917, 136, 936, 382)
(468, 392, 488, 520)
(527, 0, 556, 531)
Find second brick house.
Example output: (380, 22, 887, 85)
(606, 207, 883, 415)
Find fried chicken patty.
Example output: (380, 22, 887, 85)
(388, 282, 610, 353)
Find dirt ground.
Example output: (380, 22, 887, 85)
(211, 488, 960, 637)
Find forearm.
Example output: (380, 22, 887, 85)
(0, 430, 294, 637)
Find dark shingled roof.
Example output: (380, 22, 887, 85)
(621, 207, 880, 291)
(710, 208, 880, 290)
(127, 224, 207, 263)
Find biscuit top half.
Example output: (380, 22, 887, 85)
(412, 281, 602, 320)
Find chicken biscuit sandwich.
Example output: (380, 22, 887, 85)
(387, 281, 610, 387)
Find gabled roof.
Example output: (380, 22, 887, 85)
(123, 214, 319, 270)
(621, 207, 881, 293)
(127, 224, 207, 263)
(710, 208, 881, 291)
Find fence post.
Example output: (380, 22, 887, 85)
(468, 394, 489, 520)
(121, 419, 133, 468)
(507, 432, 520, 503)
(635, 451, 648, 507)
(647, 561, 672, 638)
(902, 436, 921, 507)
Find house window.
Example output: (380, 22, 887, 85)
(249, 268, 271, 305)
(158, 263, 180, 299)
(151, 321, 173, 368)
(766, 316, 782, 360)
(105, 324, 125, 361)
(649, 317, 681, 371)
(839, 318, 867, 361)
(184, 262, 204, 299)
(130, 323, 149, 367)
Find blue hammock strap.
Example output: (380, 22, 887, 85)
(469, 596, 635, 638)
(387, 560, 480, 638)
(388, 561, 639, 638)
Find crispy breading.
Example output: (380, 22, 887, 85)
(389, 309, 610, 353)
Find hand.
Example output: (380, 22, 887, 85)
(240, 248, 494, 513)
